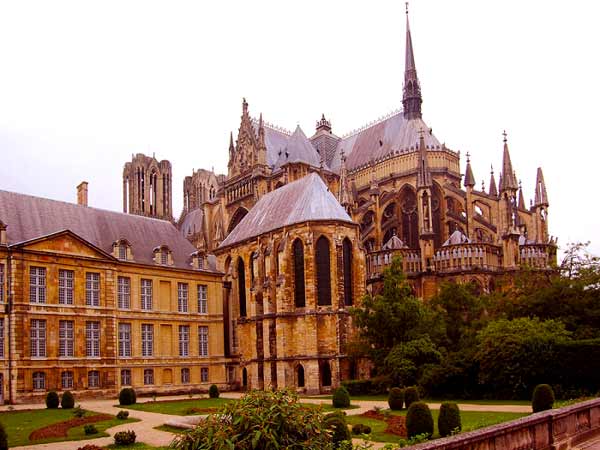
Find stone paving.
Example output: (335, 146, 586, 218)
(2, 393, 533, 450)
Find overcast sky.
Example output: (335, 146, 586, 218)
(1, 0, 598, 257)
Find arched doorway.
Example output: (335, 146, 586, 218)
(321, 361, 332, 388)
(242, 368, 248, 390)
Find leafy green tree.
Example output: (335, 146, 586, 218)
(384, 336, 441, 387)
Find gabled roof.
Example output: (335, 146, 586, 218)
(251, 118, 291, 167)
(274, 125, 322, 169)
(443, 230, 471, 246)
(0, 190, 204, 270)
(219, 173, 353, 248)
(382, 235, 408, 250)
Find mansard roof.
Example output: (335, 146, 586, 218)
(219, 173, 353, 249)
(0, 189, 205, 270)
(330, 111, 442, 172)
(274, 125, 322, 169)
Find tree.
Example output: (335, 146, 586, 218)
(384, 336, 441, 387)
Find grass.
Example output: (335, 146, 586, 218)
(346, 409, 528, 443)
(300, 402, 360, 412)
(155, 424, 187, 434)
(119, 397, 233, 415)
(303, 394, 531, 405)
(105, 443, 170, 450)
(0, 408, 137, 447)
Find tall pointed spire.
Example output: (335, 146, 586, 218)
(338, 149, 352, 210)
(489, 165, 498, 197)
(534, 167, 549, 206)
(500, 131, 518, 191)
(518, 180, 525, 209)
(416, 127, 431, 187)
(402, 3, 422, 120)
(229, 131, 234, 154)
(464, 152, 476, 188)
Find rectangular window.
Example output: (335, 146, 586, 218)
(30, 319, 46, 357)
(59, 320, 74, 357)
(119, 244, 127, 260)
(30, 266, 46, 303)
(86, 272, 100, 306)
(161, 250, 168, 265)
(86, 321, 100, 357)
(199, 326, 209, 357)
(118, 323, 132, 357)
(200, 367, 209, 383)
(144, 368, 154, 385)
(61, 371, 74, 389)
(181, 367, 190, 384)
(178, 283, 188, 312)
(58, 269, 74, 305)
(198, 285, 208, 314)
(179, 325, 189, 357)
(141, 279, 153, 310)
(142, 324, 153, 357)
(0, 318, 4, 358)
(33, 372, 46, 390)
(88, 370, 100, 388)
(0, 263, 4, 303)
(121, 369, 131, 386)
(118, 277, 131, 309)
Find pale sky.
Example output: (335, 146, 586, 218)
(1, 0, 599, 257)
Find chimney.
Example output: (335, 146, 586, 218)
(77, 181, 89, 207)
(0, 221, 6, 246)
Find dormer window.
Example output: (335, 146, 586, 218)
(113, 239, 132, 261)
(161, 249, 168, 265)
(154, 245, 172, 266)
(0, 221, 6, 246)
(191, 251, 207, 270)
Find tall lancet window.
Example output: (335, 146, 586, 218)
(342, 238, 353, 306)
(315, 236, 331, 306)
(292, 239, 305, 307)
(237, 258, 247, 317)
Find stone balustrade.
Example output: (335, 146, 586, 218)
(366, 248, 421, 279)
(434, 243, 502, 273)
(520, 243, 554, 269)
(410, 397, 600, 450)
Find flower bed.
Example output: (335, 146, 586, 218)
(360, 410, 407, 437)
(29, 414, 113, 441)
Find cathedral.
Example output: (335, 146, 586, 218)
(0, 9, 556, 402)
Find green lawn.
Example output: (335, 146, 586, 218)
(120, 398, 233, 415)
(0, 408, 137, 447)
(346, 409, 528, 443)
(300, 402, 360, 412)
(105, 443, 170, 450)
(303, 394, 531, 405)
(155, 424, 187, 434)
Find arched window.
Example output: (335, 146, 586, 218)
(293, 239, 305, 307)
(237, 258, 247, 317)
(316, 236, 331, 306)
(242, 367, 248, 389)
(400, 186, 418, 248)
(297, 365, 305, 388)
(321, 361, 332, 387)
(342, 238, 353, 306)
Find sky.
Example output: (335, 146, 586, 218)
(1, 0, 599, 258)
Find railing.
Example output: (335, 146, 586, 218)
(520, 244, 555, 269)
(225, 178, 254, 204)
(367, 248, 421, 279)
(434, 243, 502, 273)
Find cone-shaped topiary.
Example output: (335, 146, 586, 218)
(388, 387, 404, 410)
(46, 391, 59, 409)
(208, 384, 220, 399)
(438, 402, 461, 437)
(61, 390, 75, 409)
(324, 411, 351, 446)
(0, 422, 7, 450)
(118, 387, 137, 405)
(404, 386, 420, 409)
(406, 401, 434, 438)
(532, 384, 555, 413)
(332, 386, 351, 408)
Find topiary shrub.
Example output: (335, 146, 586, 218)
(116, 410, 130, 420)
(208, 384, 220, 399)
(119, 387, 137, 405)
(351, 423, 372, 435)
(114, 430, 136, 446)
(73, 406, 85, 418)
(83, 424, 98, 435)
(438, 402, 461, 437)
(332, 386, 351, 408)
(532, 384, 555, 413)
(46, 391, 59, 409)
(388, 387, 404, 410)
(404, 386, 420, 410)
(61, 391, 75, 409)
(324, 411, 351, 447)
(0, 422, 7, 450)
(406, 401, 434, 438)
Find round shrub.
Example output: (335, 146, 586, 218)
(324, 411, 351, 446)
(46, 391, 59, 409)
(332, 386, 351, 408)
(388, 387, 404, 410)
(61, 391, 75, 409)
(83, 424, 98, 435)
(76, 446, 103, 450)
(0, 422, 7, 450)
(114, 430, 136, 446)
(208, 384, 220, 399)
(438, 402, 462, 437)
(404, 386, 420, 409)
(116, 410, 130, 420)
(406, 401, 434, 438)
(352, 423, 372, 435)
(532, 384, 555, 413)
(73, 406, 85, 418)
(119, 387, 137, 406)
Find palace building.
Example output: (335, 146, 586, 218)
(0, 9, 556, 402)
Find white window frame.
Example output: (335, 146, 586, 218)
(0, 263, 5, 303)
(121, 369, 132, 386)
(144, 368, 154, 385)
(86, 321, 100, 357)
(59, 320, 74, 357)
(178, 283, 188, 313)
(58, 269, 74, 305)
(30, 266, 46, 304)
(199, 325, 209, 357)
(86, 272, 100, 306)
(141, 279, 153, 310)
(198, 285, 208, 314)
(61, 370, 74, 389)
(200, 367, 209, 383)
(179, 325, 190, 357)
(88, 370, 100, 388)
(118, 323, 132, 357)
(33, 371, 46, 390)
(30, 319, 46, 357)
(118, 276, 131, 309)
(181, 367, 190, 384)
(142, 323, 153, 357)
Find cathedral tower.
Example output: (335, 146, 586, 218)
(402, 5, 423, 120)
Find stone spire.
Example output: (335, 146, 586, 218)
(416, 128, 431, 187)
(338, 149, 352, 209)
(500, 131, 518, 192)
(464, 153, 476, 188)
(534, 167, 549, 206)
(489, 165, 498, 197)
(257, 113, 267, 166)
(402, 3, 422, 120)
(518, 180, 525, 209)
(229, 131, 234, 155)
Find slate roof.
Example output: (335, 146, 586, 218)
(251, 119, 292, 167)
(442, 230, 472, 246)
(273, 125, 322, 169)
(219, 173, 353, 248)
(0, 190, 205, 270)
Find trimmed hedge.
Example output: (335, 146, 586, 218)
(61, 391, 75, 409)
(84, 424, 98, 435)
(388, 387, 404, 410)
(114, 430, 136, 446)
(324, 411, 351, 446)
(116, 410, 129, 420)
(438, 402, 461, 437)
(46, 391, 59, 409)
(406, 402, 434, 438)
(532, 384, 555, 413)
(209, 384, 220, 399)
(404, 386, 420, 409)
(332, 386, 351, 408)
(119, 388, 137, 405)
(0, 422, 7, 450)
